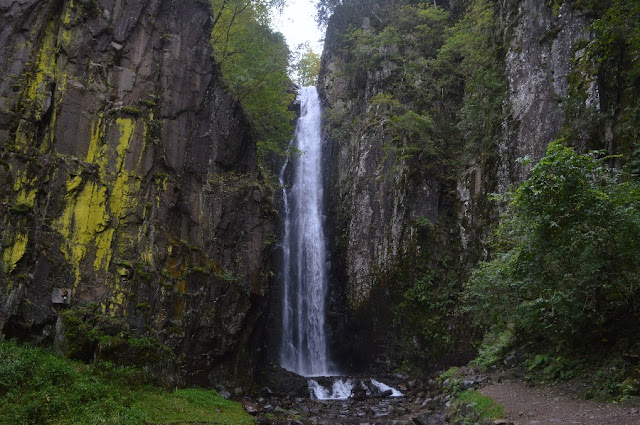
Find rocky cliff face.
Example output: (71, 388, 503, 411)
(320, 0, 443, 308)
(0, 0, 274, 389)
(496, 0, 592, 190)
(318, 0, 600, 370)
(460, 0, 592, 252)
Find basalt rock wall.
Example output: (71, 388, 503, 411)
(0, 0, 274, 390)
(318, 0, 599, 371)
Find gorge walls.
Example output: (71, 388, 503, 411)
(318, 0, 615, 371)
(0, 0, 274, 389)
(1, 0, 634, 387)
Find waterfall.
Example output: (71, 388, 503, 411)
(279, 86, 333, 377)
(277, 87, 406, 398)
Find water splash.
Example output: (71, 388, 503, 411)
(370, 378, 404, 397)
(308, 378, 403, 400)
(308, 379, 354, 400)
(280, 86, 333, 377)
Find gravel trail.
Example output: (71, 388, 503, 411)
(479, 381, 640, 425)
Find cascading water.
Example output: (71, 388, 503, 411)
(279, 86, 333, 377)
(278, 87, 403, 400)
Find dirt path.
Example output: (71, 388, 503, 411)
(480, 381, 640, 425)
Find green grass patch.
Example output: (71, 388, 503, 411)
(457, 389, 504, 420)
(133, 388, 253, 424)
(0, 340, 254, 425)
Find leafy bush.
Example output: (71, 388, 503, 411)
(466, 140, 640, 352)
(472, 327, 516, 370)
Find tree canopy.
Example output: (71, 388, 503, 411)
(209, 0, 295, 168)
(291, 43, 321, 87)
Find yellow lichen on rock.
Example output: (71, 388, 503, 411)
(15, 19, 67, 151)
(39, 71, 67, 153)
(2, 233, 29, 274)
(59, 0, 74, 47)
(111, 118, 142, 219)
(62, 0, 75, 26)
(103, 118, 144, 312)
(13, 169, 38, 208)
(86, 114, 106, 166)
(25, 22, 57, 117)
(52, 116, 145, 295)
(54, 180, 113, 286)
(115, 118, 135, 167)
(141, 250, 154, 265)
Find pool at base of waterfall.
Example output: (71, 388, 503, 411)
(308, 377, 403, 400)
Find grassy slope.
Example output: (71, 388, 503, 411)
(0, 340, 254, 425)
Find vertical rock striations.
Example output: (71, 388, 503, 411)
(497, 0, 592, 190)
(0, 0, 274, 389)
(319, 0, 611, 371)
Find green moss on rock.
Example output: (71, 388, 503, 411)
(60, 303, 175, 370)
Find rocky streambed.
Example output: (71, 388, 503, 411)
(245, 365, 492, 425)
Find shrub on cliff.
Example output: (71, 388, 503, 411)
(466, 140, 640, 354)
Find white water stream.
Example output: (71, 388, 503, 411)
(308, 378, 403, 400)
(280, 86, 333, 377)
(279, 87, 402, 399)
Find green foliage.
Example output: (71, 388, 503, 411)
(60, 303, 174, 370)
(366, 93, 435, 167)
(472, 327, 516, 370)
(291, 43, 321, 86)
(394, 272, 457, 366)
(466, 140, 640, 352)
(209, 0, 295, 167)
(331, 3, 452, 172)
(344, 4, 450, 98)
(438, 366, 461, 381)
(526, 354, 580, 381)
(432, 0, 506, 156)
(515, 350, 640, 401)
(589, 356, 640, 400)
(456, 390, 505, 420)
(328, 0, 505, 170)
(0, 340, 253, 425)
(560, 0, 640, 164)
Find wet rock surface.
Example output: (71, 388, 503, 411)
(251, 393, 445, 424)
(245, 375, 478, 425)
(246, 367, 640, 425)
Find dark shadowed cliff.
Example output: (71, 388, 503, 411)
(0, 0, 276, 390)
